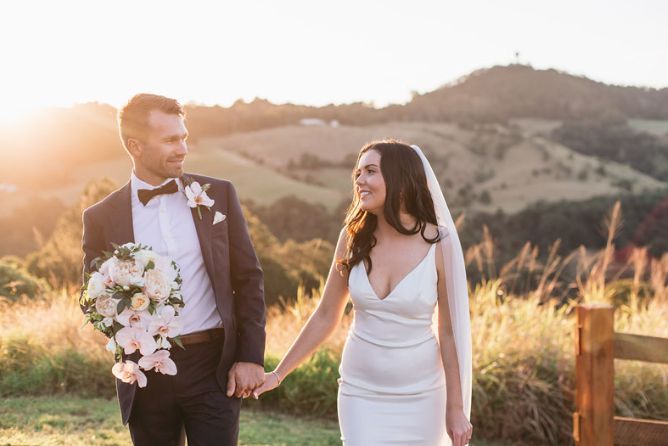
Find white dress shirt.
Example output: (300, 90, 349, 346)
(130, 172, 222, 335)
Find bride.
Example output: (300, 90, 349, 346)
(254, 140, 473, 446)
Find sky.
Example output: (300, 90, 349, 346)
(0, 0, 666, 121)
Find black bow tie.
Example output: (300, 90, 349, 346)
(137, 180, 179, 206)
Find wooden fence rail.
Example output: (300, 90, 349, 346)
(574, 304, 668, 446)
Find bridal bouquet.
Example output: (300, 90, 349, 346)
(80, 243, 185, 387)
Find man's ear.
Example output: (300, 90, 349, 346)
(127, 138, 142, 158)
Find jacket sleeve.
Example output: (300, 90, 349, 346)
(226, 182, 266, 366)
(80, 207, 105, 312)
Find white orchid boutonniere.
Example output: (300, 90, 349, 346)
(182, 178, 214, 219)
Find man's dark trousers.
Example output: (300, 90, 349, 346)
(128, 335, 241, 446)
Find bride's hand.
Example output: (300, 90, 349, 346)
(446, 407, 472, 446)
(251, 371, 281, 399)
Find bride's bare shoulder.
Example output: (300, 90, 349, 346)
(335, 227, 350, 255)
(423, 223, 443, 240)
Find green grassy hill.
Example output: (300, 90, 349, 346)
(202, 121, 667, 214)
(3, 120, 666, 217)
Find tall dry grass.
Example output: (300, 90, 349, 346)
(0, 290, 113, 397)
(259, 201, 668, 443)
(265, 283, 352, 357)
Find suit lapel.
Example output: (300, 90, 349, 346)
(183, 175, 215, 281)
(110, 182, 135, 245)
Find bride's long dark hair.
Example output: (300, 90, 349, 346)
(337, 140, 441, 274)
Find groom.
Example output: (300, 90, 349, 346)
(81, 93, 266, 445)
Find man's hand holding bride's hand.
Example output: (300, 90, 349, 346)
(251, 370, 282, 399)
(226, 362, 265, 398)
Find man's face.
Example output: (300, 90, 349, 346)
(133, 110, 188, 181)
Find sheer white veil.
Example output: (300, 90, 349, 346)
(412, 144, 472, 418)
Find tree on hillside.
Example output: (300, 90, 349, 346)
(26, 178, 118, 288)
(248, 195, 343, 244)
(552, 119, 668, 181)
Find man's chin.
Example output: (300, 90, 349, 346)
(166, 166, 184, 178)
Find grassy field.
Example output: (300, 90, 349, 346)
(0, 396, 341, 446)
(0, 397, 510, 446)
(191, 140, 344, 211)
(629, 118, 668, 137)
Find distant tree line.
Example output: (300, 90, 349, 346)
(460, 189, 668, 262)
(552, 117, 668, 181)
(247, 196, 346, 244)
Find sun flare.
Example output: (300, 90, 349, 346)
(0, 102, 42, 126)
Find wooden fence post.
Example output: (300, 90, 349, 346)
(574, 303, 614, 445)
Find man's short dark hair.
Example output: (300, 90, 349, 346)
(118, 93, 184, 150)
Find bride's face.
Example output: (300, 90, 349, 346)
(354, 150, 386, 214)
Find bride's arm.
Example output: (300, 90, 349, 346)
(254, 229, 350, 396)
(436, 240, 473, 445)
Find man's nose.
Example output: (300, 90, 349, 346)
(177, 140, 188, 155)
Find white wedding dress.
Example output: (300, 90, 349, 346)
(338, 242, 448, 445)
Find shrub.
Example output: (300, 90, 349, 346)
(0, 259, 48, 301)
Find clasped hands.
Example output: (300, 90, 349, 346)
(226, 362, 282, 399)
(225, 362, 266, 399)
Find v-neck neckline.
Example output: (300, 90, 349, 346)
(363, 243, 435, 301)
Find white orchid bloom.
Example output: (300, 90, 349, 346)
(115, 326, 157, 356)
(148, 305, 182, 339)
(112, 360, 148, 387)
(116, 308, 152, 329)
(185, 181, 214, 209)
(157, 337, 172, 349)
(138, 350, 177, 375)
